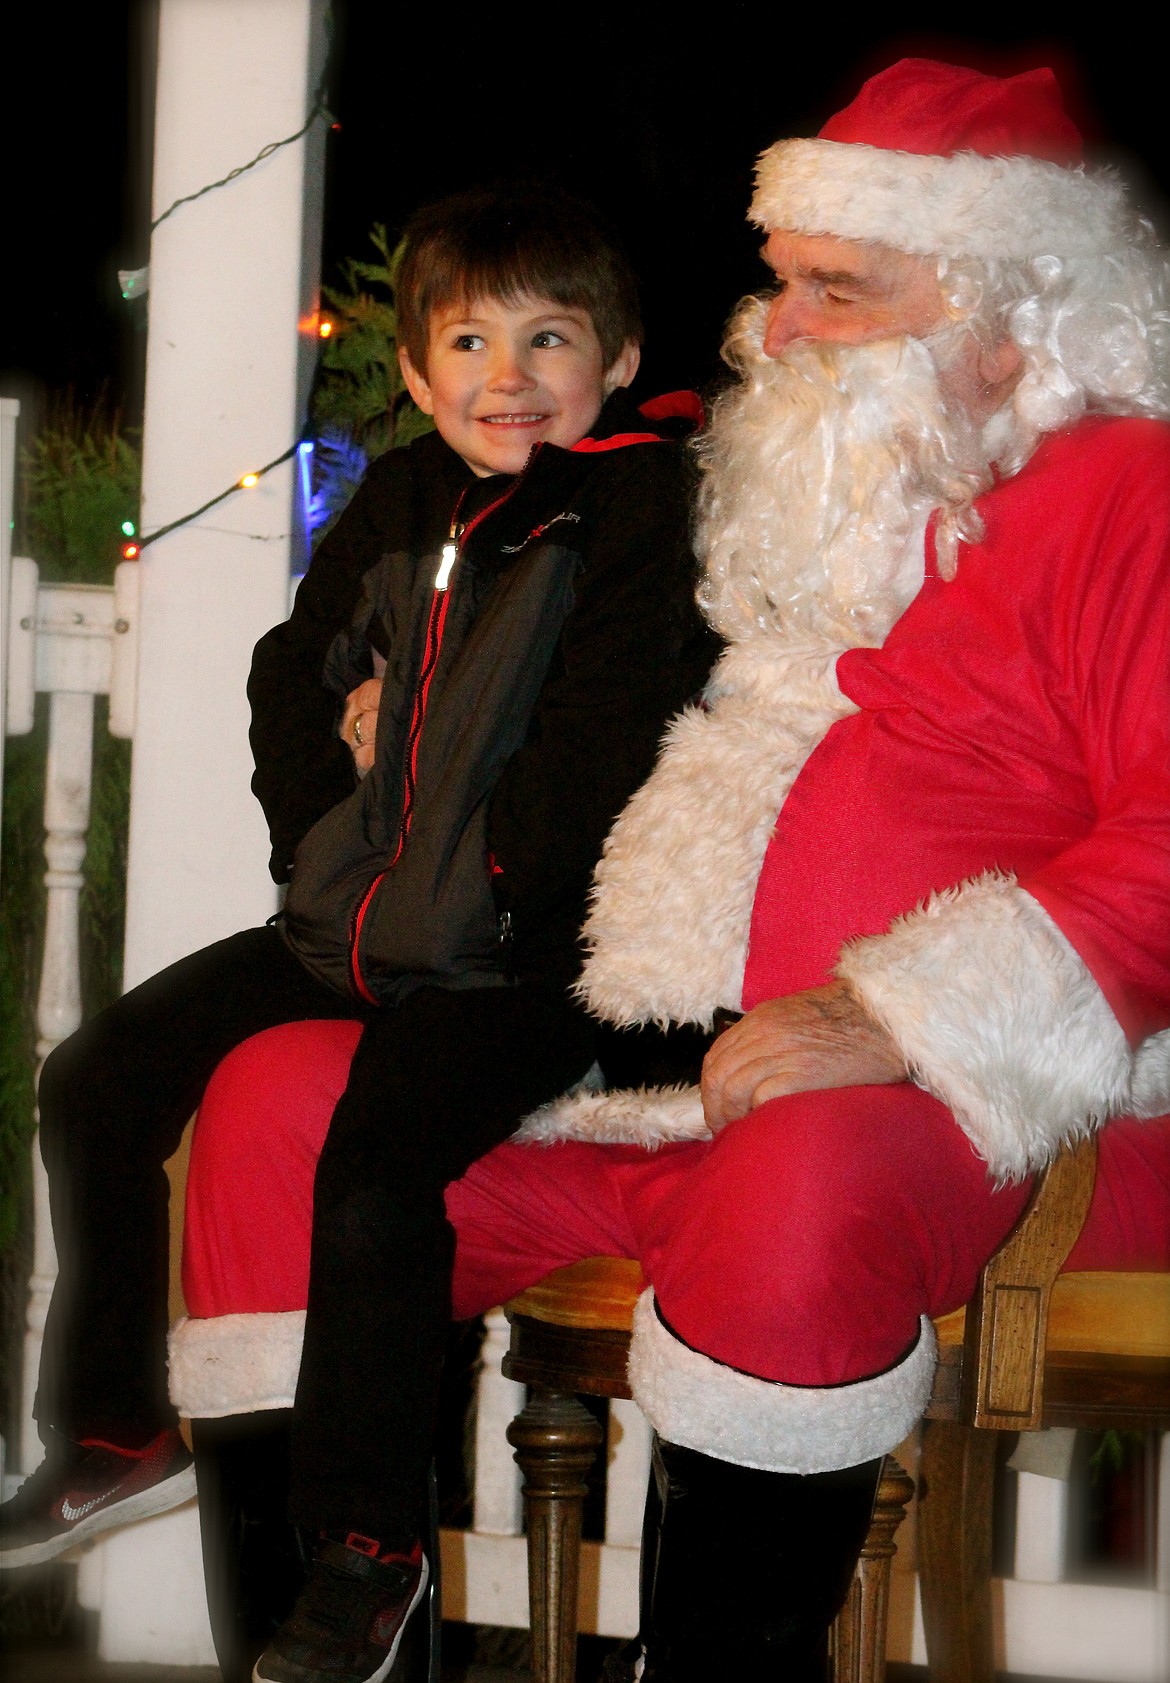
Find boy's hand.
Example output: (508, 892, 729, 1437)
(340, 679, 382, 777)
(699, 982, 907, 1134)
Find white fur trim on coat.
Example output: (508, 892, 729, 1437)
(750, 138, 1134, 260)
(579, 641, 853, 1029)
(168, 1312, 304, 1418)
(628, 1290, 936, 1474)
(836, 872, 1134, 1180)
(515, 1083, 709, 1149)
(1131, 1028, 1170, 1119)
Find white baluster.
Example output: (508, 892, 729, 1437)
(605, 1398, 651, 1548)
(1013, 1468, 1068, 1583)
(21, 686, 97, 1473)
(472, 1308, 524, 1535)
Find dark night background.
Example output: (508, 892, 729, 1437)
(3, 3, 1169, 433)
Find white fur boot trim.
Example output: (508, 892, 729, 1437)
(168, 1311, 304, 1418)
(836, 872, 1133, 1181)
(515, 1083, 709, 1149)
(628, 1290, 936, 1474)
(579, 641, 853, 1029)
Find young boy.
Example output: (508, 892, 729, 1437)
(0, 186, 716, 1682)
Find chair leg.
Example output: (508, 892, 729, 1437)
(507, 1386, 604, 1683)
(830, 1454, 915, 1683)
(918, 1420, 997, 1683)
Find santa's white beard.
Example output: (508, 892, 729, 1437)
(696, 300, 995, 647)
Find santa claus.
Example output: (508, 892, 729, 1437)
(173, 58, 1170, 1680)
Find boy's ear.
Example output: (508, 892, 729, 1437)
(603, 339, 641, 396)
(398, 345, 435, 414)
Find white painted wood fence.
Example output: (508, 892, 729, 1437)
(2, 567, 1167, 1677)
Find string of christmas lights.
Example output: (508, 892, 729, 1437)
(120, 17, 336, 300)
(150, 83, 333, 235)
(117, 18, 338, 559)
(122, 444, 300, 558)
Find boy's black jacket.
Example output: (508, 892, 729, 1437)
(248, 389, 719, 1002)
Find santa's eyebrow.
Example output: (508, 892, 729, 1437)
(802, 265, 875, 290)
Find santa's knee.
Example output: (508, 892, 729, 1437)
(648, 1090, 929, 1389)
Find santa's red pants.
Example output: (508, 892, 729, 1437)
(182, 1019, 1170, 1388)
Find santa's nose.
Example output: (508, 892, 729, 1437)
(762, 291, 809, 357)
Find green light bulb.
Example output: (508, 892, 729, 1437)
(122, 521, 136, 536)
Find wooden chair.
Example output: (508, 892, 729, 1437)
(502, 1134, 1170, 1683)
(919, 1136, 1170, 1682)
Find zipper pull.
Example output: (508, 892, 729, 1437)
(435, 542, 457, 591)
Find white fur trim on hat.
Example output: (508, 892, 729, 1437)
(627, 1289, 936, 1474)
(168, 1311, 304, 1418)
(751, 137, 1133, 260)
(836, 871, 1135, 1181)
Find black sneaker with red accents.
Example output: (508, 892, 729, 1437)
(252, 1535, 428, 1683)
(0, 1428, 196, 1569)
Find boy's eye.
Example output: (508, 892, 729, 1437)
(531, 330, 566, 349)
(453, 333, 484, 351)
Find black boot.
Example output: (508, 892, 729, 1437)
(629, 1438, 882, 1682)
(191, 1412, 314, 1683)
(191, 1412, 441, 1683)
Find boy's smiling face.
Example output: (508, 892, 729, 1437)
(399, 295, 639, 477)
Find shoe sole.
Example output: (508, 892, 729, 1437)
(252, 1553, 430, 1683)
(0, 1463, 198, 1569)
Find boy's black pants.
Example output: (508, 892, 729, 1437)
(36, 923, 594, 1545)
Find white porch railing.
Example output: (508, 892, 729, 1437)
(2, 568, 1167, 1677)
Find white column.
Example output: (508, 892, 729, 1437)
(81, 3, 326, 1662)
(124, 0, 327, 989)
(0, 396, 19, 841)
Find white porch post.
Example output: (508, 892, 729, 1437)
(124, 0, 328, 989)
(74, 1, 328, 1663)
(0, 396, 20, 871)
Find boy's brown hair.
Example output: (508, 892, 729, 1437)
(396, 184, 643, 374)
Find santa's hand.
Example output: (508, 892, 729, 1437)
(340, 678, 382, 778)
(700, 981, 907, 1133)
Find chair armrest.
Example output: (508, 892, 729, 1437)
(961, 1134, 1098, 1430)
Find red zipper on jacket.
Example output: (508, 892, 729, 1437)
(348, 475, 522, 1002)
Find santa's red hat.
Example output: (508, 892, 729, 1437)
(751, 59, 1131, 259)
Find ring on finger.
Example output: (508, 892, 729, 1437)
(353, 717, 364, 747)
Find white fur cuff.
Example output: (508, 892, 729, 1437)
(169, 1312, 304, 1418)
(515, 1083, 709, 1149)
(836, 872, 1133, 1180)
(628, 1290, 936, 1473)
